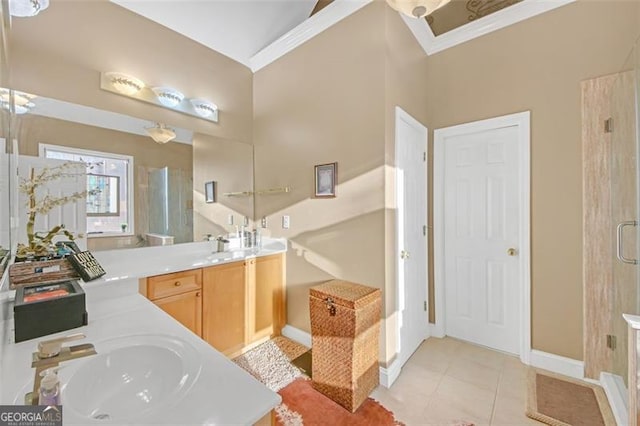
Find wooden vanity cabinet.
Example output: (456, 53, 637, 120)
(144, 269, 203, 337)
(249, 254, 286, 343)
(202, 261, 247, 356)
(141, 253, 286, 358)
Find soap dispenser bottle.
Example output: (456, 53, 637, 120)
(39, 368, 60, 406)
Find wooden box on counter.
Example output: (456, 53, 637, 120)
(9, 258, 80, 289)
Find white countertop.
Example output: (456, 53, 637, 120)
(87, 237, 287, 287)
(0, 238, 288, 425)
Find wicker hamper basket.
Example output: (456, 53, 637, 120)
(309, 279, 381, 412)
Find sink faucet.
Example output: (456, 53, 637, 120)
(25, 333, 97, 405)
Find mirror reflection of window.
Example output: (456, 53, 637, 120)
(87, 174, 120, 216)
(40, 144, 133, 235)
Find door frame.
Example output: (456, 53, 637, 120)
(394, 106, 429, 366)
(433, 111, 531, 364)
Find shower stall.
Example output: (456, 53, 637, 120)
(148, 167, 193, 245)
(609, 38, 640, 423)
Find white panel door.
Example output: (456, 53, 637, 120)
(395, 108, 428, 367)
(17, 155, 87, 251)
(0, 139, 9, 249)
(444, 126, 520, 354)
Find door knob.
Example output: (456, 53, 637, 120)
(401, 250, 410, 259)
(507, 248, 517, 257)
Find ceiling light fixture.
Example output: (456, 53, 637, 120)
(8, 0, 49, 17)
(105, 72, 145, 96)
(145, 123, 176, 144)
(0, 88, 37, 114)
(151, 86, 184, 108)
(386, 0, 451, 18)
(0, 88, 36, 106)
(189, 98, 217, 118)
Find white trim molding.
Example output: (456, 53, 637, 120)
(282, 324, 403, 389)
(529, 349, 584, 380)
(282, 325, 312, 348)
(401, 0, 576, 56)
(380, 358, 402, 388)
(250, 0, 372, 72)
(600, 372, 628, 426)
(434, 111, 531, 364)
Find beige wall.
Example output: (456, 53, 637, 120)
(254, 2, 389, 361)
(424, 0, 640, 360)
(254, 3, 430, 365)
(192, 134, 254, 240)
(14, 114, 193, 250)
(8, 0, 253, 144)
(8, 0, 254, 247)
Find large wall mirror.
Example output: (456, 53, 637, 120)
(0, 0, 257, 294)
(2, 91, 255, 254)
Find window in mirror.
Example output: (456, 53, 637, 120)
(87, 174, 120, 216)
(39, 144, 134, 235)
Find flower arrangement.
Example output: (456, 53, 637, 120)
(16, 161, 95, 259)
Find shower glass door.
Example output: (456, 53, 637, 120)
(611, 41, 640, 385)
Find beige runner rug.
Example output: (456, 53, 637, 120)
(526, 368, 616, 426)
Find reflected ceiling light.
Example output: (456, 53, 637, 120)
(151, 86, 184, 108)
(189, 98, 217, 118)
(386, 0, 451, 18)
(105, 72, 145, 96)
(145, 123, 176, 144)
(9, 0, 49, 17)
(1, 100, 34, 114)
(0, 88, 37, 106)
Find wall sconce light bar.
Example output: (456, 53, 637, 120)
(100, 72, 218, 123)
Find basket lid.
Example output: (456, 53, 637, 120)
(309, 280, 380, 309)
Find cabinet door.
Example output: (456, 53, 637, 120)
(249, 254, 285, 343)
(202, 261, 246, 356)
(154, 290, 202, 337)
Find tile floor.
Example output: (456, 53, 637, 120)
(371, 337, 544, 426)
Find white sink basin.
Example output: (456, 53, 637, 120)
(61, 334, 202, 422)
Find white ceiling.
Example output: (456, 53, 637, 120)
(111, 0, 317, 68)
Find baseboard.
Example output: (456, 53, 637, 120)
(429, 323, 445, 338)
(529, 349, 584, 379)
(282, 324, 401, 388)
(282, 325, 312, 348)
(600, 372, 628, 426)
(379, 358, 402, 389)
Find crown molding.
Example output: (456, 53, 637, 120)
(402, 0, 577, 56)
(249, 0, 373, 72)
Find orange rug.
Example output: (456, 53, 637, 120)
(276, 378, 404, 426)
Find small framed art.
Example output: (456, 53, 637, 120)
(205, 181, 217, 203)
(314, 162, 337, 198)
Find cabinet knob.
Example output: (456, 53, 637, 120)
(174, 281, 181, 287)
(196, 292, 201, 297)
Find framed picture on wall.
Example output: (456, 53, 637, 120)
(205, 181, 216, 203)
(314, 162, 337, 198)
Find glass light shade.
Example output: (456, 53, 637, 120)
(145, 123, 176, 144)
(386, 0, 451, 18)
(189, 98, 217, 118)
(1, 101, 34, 114)
(105, 72, 145, 96)
(9, 0, 49, 17)
(0, 89, 36, 106)
(151, 87, 184, 108)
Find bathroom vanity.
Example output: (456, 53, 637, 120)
(0, 238, 288, 425)
(141, 251, 286, 357)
